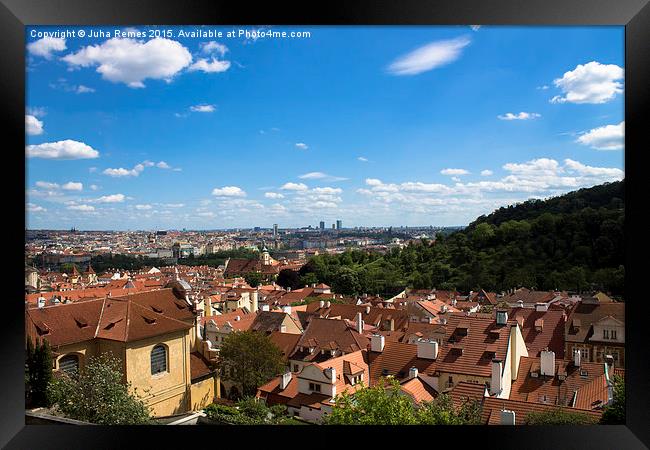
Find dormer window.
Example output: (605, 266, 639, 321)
(308, 382, 321, 393)
(611, 330, 617, 339)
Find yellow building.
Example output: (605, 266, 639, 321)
(26, 287, 220, 417)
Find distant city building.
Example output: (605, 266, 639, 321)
(336, 220, 342, 230)
(273, 224, 278, 238)
(319, 221, 325, 230)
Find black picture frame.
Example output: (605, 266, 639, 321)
(3, 0, 648, 448)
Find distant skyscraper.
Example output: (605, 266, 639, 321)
(336, 220, 342, 230)
(273, 223, 278, 237)
(332, 223, 336, 229)
(320, 221, 325, 230)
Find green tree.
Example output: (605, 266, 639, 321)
(331, 267, 362, 296)
(277, 269, 301, 290)
(26, 338, 53, 408)
(47, 353, 151, 425)
(524, 408, 598, 425)
(416, 394, 481, 425)
(217, 331, 285, 397)
(244, 272, 263, 288)
(600, 375, 625, 424)
(325, 378, 417, 425)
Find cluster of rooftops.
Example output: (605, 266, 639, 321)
(25, 263, 624, 424)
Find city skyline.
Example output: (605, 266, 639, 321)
(26, 25, 624, 231)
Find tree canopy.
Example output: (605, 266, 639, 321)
(600, 375, 625, 424)
(216, 331, 285, 398)
(324, 378, 481, 425)
(47, 353, 151, 425)
(299, 181, 624, 297)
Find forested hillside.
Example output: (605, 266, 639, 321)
(299, 181, 625, 297)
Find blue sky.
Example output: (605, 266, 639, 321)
(25, 25, 625, 230)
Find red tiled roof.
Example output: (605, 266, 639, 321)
(509, 356, 607, 408)
(480, 396, 601, 425)
(509, 307, 566, 358)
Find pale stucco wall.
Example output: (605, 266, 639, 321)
(190, 377, 216, 411)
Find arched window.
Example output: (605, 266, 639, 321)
(59, 354, 79, 376)
(151, 344, 167, 375)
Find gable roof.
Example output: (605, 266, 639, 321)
(290, 318, 369, 362)
(434, 313, 513, 378)
(566, 302, 625, 344)
(508, 307, 566, 358)
(509, 356, 607, 408)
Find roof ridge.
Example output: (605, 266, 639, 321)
(94, 297, 108, 339)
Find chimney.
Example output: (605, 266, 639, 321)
(251, 288, 259, 312)
(280, 370, 292, 390)
(365, 305, 371, 314)
(491, 359, 503, 395)
(37, 297, 46, 308)
(282, 305, 292, 314)
(261, 304, 270, 312)
(370, 334, 385, 352)
(356, 312, 364, 334)
(574, 349, 581, 367)
(540, 349, 556, 377)
(500, 409, 516, 425)
(496, 310, 508, 325)
(416, 339, 438, 360)
(325, 301, 331, 308)
(319, 300, 325, 308)
(409, 367, 418, 379)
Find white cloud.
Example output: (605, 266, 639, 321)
(311, 187, 343, 195)
(281, 182, 308, 191)
(298, 172, 348, 181)
(197, 211, 215, 217)
(103, 167, 140, 177)
(94, 194, 125, 203)
(103, 160, 172, 177)
(550, 61, 624, 104)
(264, 192, 285, 199)
(27, 107, 46, 117)
(295, 143, 308, 150)
(387, 36, 471, 75)
(27, 203, 46, 212)
(537, 85, 549, 90)
(67, 204, 95, 211)
(188, 57, 231, 73)
(26, 140, 100, 159)
(62, 182, 83, 191)
(190, 104, 216, 113)
(201, 41, 228, 56)
(163, 203, 184, 208)
(563, 159, 624, 178)
(576, 121, 624, 150)
(470, 25, 481, 31)
(135, 204, 152, 210)
(62, 37, 193, 88)
(35, 181, 59, 189)
(212, 186, 246, 197)
(76, 85, 95, 93)
(357, 156, 368, 162)
(441, 168, 469, 176)
(90, 184, 100, 190)
(27, 37, 66, 59)
(480, 170, 493, 176)
(497, 112, 541, 121)
(26, 115, 44, 135)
